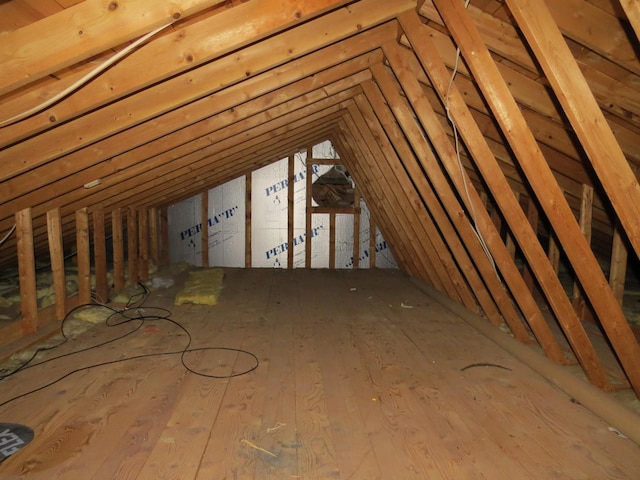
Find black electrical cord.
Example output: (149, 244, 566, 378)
(0, 283, 259, 410)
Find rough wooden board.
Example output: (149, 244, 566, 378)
(0, 268, 638, 479)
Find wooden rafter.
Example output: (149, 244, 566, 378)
(505, 0, 640, 265)
(0, 0, 222, 95)
(430, 0, 640, 397)
(398, 10, 610, 387)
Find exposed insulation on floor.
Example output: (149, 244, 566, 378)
(174, 268, 224, 306)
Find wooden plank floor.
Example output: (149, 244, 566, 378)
(1, 268, 639, 479)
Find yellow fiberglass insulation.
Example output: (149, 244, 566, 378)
(174, 268, 224, 306)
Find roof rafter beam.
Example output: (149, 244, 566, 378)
(0, 0, 223, 96)
(0, 0, 357, 146)
(505, 0, 640, 266)
(429, 0, 640, 397)
(0, 0, 414, 182)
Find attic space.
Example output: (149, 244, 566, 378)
(1, 0, 640, 475)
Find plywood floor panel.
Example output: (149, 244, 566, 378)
(0, 268, 638, 479)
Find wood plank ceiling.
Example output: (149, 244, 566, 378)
(1, 0, 640, 397)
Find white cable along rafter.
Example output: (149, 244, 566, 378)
(444, 0, 499, 278)
(0, 22, 172, 129)
(0, 224, 16, 247)
(0, 22, 172, 248)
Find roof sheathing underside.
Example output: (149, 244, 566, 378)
(1, 0, 640, 397)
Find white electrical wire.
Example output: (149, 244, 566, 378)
(0, 224, 16, 247)
(0, 22, 172, 129)
(444, 0, 499, 277)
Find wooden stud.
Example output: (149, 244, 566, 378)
(288, 154, 295, 269)
(149, 207, 159, 266)
(15, 208, 38, 334)
(201, 191, 209, 268)
(572, 185, 594, 319)
(245, 174, 252, 268)
(548, 235, 561, 274)
(522, 197, 539, 293)
(75, 207, 91, 305)
(609, 222, 628, 307)
(92, 208, 109, 304)
(138, 207, 149, 280)
(46, 208, 67, 321)
(306, 147, 313, 268)
(127, 207, 138, 285)
(369, 211, 376, 268)
(159, 206, 169, 266)
(505, 192, 520, 259)
(329, 212, 336, 270)
(112, 208, 125, 291)
(353, 188, 361, 269)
